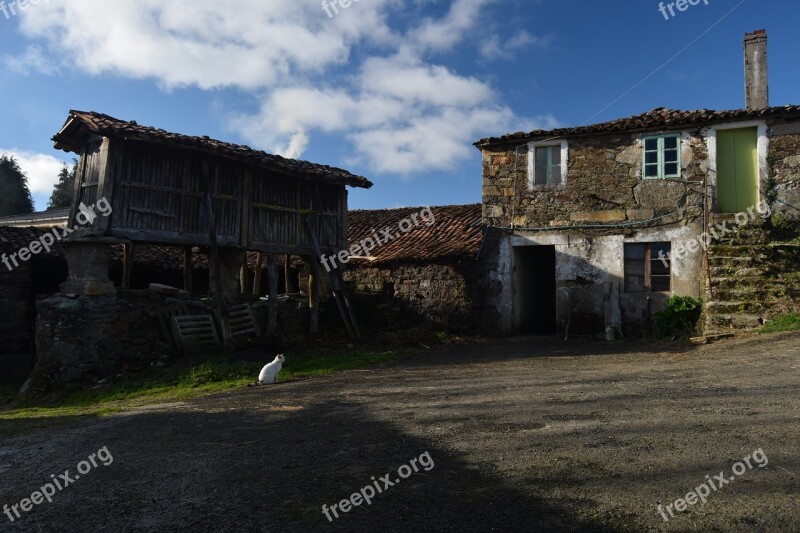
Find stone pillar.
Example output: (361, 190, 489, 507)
(60, 242, 116, 297)
(216, 248, 245, 306)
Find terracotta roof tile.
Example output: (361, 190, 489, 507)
(475, 105, 800, 147)
(52, 110, 373, 189)
(347, 204, 483, 265)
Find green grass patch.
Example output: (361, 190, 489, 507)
(0, 350, 405, 424)
(759, 314, 800, 334)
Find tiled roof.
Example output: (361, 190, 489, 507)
(475, 105, 800, 147)
(52, 110, 373, 189)
(347, 204, 483, 264)
(0, 227, 67, 256)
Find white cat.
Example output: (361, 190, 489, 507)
(258, 354, 285, 384)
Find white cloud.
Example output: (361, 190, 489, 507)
(14, 0, 552, 176)
(0, 149, 67, 200)
(3, 45, 61, 75)
(480, 30, 553, 61)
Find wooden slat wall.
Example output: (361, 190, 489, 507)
(84, 138, 347, 254)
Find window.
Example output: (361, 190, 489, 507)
(528, 141, 567, 187)
(642, 134, 681, 179)
(624, 242, 671, 292)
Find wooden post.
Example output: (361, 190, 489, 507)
(203, 160, 231, 348)
(267, 254, 278, 335)
(240, 253, 252, 295)
(308, 256, 320, 334)
(253, 252, 264, 296)
(284, 255, 291, 294)
(122, 243, 133, 289)
(183, 246, 193, 294)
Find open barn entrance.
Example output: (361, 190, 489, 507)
(513, 245, 556, 335)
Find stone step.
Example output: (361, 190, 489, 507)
(710, 288, 782, 301)
(705, 300, 782, 315)
(711, 276, 797, 290)
(709, 243, 800, 256)
(707, 256, 757, 268)
(709, 266, 767, 278)
(706, 313, 765, 330)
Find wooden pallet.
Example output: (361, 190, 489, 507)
(171, 314, 221, 354)
(228, 304, 257, 338)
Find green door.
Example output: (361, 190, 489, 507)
(717, 127, 759, 213)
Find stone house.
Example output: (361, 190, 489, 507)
(473, 31, 800, 337)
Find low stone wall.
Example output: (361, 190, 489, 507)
(343, 260, 482, 332)
(0, 263, 34, 382)
(26, 290, 193, 397)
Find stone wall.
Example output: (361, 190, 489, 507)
(0, 263, 34, 382)
(343, 260, 484, 332)
(768, 130, 800, 216)
(481, 131, 707, 229)
(26, 290, 195, 397)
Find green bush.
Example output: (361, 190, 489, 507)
(653, 295, 703, 338)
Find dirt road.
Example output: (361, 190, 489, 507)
(1, 333, 798, 532)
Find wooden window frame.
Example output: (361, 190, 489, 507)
(527, 140, 568, 188)
(642, 134, 681, 180)
(624, 242, 672, 293)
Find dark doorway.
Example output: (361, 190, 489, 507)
(514, 246, 557, 335)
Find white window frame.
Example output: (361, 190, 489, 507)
(528, 140, 568, 188)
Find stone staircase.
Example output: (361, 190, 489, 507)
(704, 217, 800, 335)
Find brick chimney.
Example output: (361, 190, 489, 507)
(744, 30, 769, 110)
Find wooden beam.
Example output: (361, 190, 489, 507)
(93, 137, 114, 234)
(240, 253, 252, 295)
(267, 254, 278, 335)
(183, 246, 193, 293)
(203, 160, 231, 348)
(253, 252, 264, 296)
(122, 243, 133, 289)
(308, 256, 320, 334)
(284, 255, 291, 294)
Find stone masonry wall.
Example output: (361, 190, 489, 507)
(26, 290, 198, 397)
(768, 130, 800, 216)
(0, 263, 34, 382)
(343, 260, 483, 332)
(482, 131, 708, 228)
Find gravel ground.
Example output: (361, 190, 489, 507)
(0, 333, 798, 532)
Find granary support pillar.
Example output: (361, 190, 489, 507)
(215, 248, 245, 306)
(60, 241, 116, 297)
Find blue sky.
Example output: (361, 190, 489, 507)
(0, 0, 797, 212)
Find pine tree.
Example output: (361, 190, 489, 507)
(0, 155, 34, 216)
(48, 159, 78, 209)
